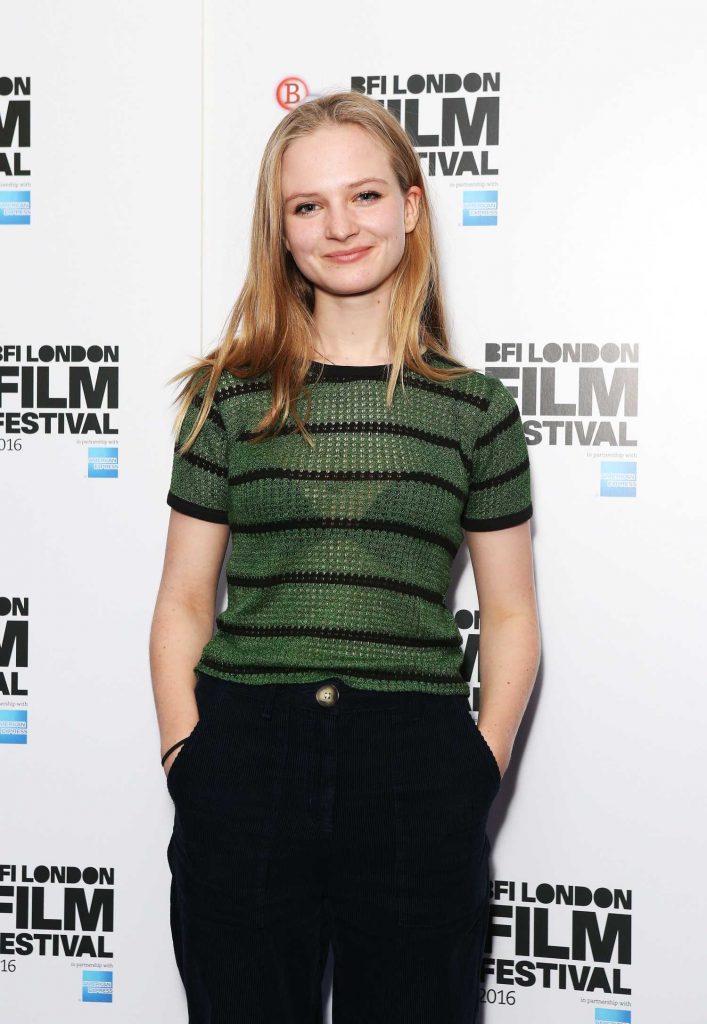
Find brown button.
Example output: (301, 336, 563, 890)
(315, 683, 339, 706)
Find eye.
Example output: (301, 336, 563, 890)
(293, 191, 382, 216)
(293, 201, 318, 216)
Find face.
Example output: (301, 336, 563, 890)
(281, 123, 421, 298)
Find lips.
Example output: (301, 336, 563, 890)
(325, 246, 372, 263)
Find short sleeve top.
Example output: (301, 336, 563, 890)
(166, 350, 533, 694)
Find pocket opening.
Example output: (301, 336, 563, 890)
(464, 706, 501, 782)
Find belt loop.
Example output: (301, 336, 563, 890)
(261, 682, 280, 719)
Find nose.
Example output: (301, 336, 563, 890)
(323, 201, 359, 241)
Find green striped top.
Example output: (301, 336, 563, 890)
(166, 349, 533, 695)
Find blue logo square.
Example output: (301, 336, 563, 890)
(88, 447, 118, 478)
(463, 190, 498, 226)
(0, 709, 27, 744)
(82, 969, 113, 1003)
(0, 190, 31, 225)
(595, 1010, 631, 1022)
(600, 461, 636, 497)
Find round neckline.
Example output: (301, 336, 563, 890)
(307, 349, 434, 380)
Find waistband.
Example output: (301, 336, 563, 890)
(196, 671, 462, 721)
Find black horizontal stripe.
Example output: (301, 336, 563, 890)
(462, 503, 533, 532)
(210, 621, 462, 648)
(241, 418, 462, 453)
(228, 466, 465, 502)
(226, 569, 446, 606)
(213, 369, 490, 412)
(396, 374, 489, 409)
(191, 391, 226, 431)
(475, 403, 521, 449)
(468, 455, 530, 493)
(167, 491, 229, 524)
(174, 444, 228, 479)
(230, 516, 459, 556)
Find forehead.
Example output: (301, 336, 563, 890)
(281, 124, 392, 192)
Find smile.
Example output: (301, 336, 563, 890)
(325, 247, 373, 263)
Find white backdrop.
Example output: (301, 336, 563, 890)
(2, 1, 706, 1021)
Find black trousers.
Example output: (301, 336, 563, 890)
(166, 671, 501, 1023)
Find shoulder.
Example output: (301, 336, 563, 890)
(422, 360, 523, 454)
(459, 370, 518, 414)
(421, 352, 511, 410)
(183, 368, 246, 436)
(211, 366, 273, 433)
(440, 360, 512, 411)
(189, 365, 268, 403)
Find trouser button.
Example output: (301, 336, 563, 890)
(315, 683, 339, 706)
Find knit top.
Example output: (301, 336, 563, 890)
(166, 349, 533, 695)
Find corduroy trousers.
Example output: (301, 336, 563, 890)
(166, 671, 501, 1023)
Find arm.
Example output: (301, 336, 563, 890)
(465, 518, 540, 779)
(149, 509, 231, 777)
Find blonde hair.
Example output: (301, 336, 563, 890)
(169, 89, 476, 453)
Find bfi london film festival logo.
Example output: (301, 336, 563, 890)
(0, 342, 119, 475)
(0, 74, 31, 224)
(483, 878, 632, 1012)
(273, 72, 501, 224)
(350, 73, 499, 183)
(484, 340, 639, 498)
(0, 862, 115, 1003)
(0, 596, 28, 744)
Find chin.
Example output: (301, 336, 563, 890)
(321, 272, 387, 294)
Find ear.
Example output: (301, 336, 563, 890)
(404, 186, 422, 233)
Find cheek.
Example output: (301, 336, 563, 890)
(286, 223, 317, 259)
(367, 206, 406, 245)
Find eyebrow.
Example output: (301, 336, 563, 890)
(284, 177, 389, 204)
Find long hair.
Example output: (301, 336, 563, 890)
(168, 89, 476, 454)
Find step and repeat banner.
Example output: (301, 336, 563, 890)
(3, 1, 706, 1021)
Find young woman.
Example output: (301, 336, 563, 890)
(150, 90, 540, 1024)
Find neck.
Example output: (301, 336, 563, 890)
(311, 278, 394, 365)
